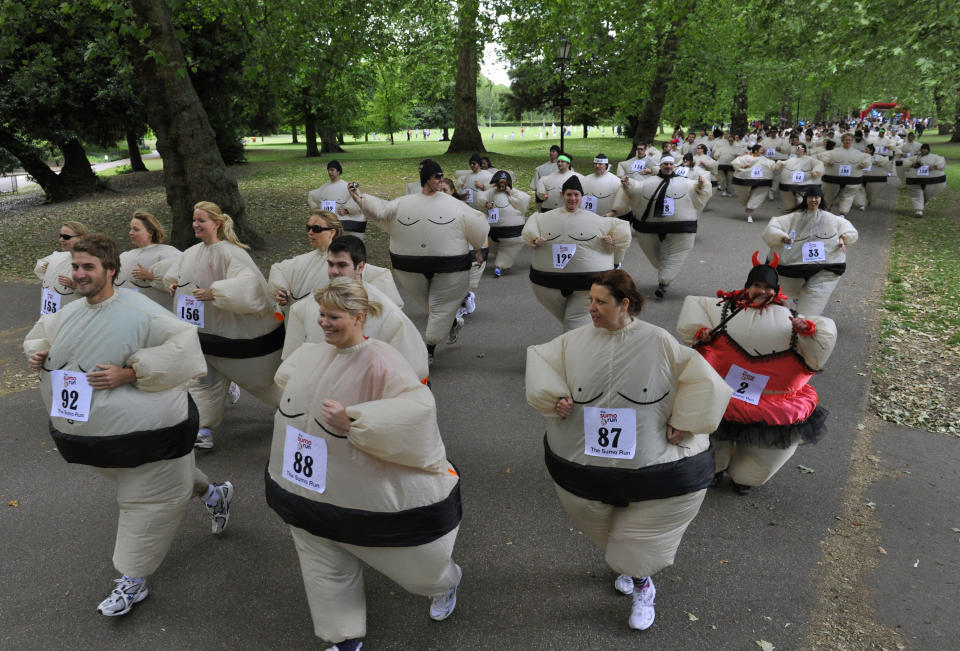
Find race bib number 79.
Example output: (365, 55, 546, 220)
(583, 407, 636, 459)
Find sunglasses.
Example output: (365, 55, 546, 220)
(432, 173, 444, 179)
(59, 233, 77, 240)
(307, 225, 336, 233)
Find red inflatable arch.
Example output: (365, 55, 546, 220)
(860, 102, 910, 122)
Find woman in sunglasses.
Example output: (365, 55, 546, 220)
(34, 221, 88, 316)
(269, 209, 344, 313)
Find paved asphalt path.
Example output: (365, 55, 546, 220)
(2, 178, 956, 649)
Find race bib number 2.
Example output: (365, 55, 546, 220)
(177, 294, 205, 328)
(552, 244, 576, 269)
(282, 425, 327, 494)
(583, 407, 636, 459)
(49, 370, 93, 422)
(723, 364, 770, 405)
(40, 288, 61, 315)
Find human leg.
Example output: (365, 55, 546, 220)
(726, 443, 800, 487)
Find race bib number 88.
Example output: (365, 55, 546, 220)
(583, 407, 636, 459)
(282, 425, 327, 494)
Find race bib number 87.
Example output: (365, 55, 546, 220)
(583, 407, 636, 459)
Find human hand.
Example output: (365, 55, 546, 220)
(321, 399, 350, 431)
(534, 237, 547, 247)
(555, 397, 573, 419)
(58, 274, 76, 289)
(275, 290, 289, 306)
(28, 350, 49, 372)
(192, 288, 214, 301)
(131, 263, 153, 281)
(666, 425, 691, 446)
(87, 364, 136, 390)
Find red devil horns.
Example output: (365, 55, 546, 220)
(751, 250, 780, 268)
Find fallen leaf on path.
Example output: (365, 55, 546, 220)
(865, 502, 876, 509)
(913, 559, 919, 568)
(686, 612, 699, 621)
(756, 640, 775, 651)
(7, 500, 18, 507)
(878, 546, 887, 555)
(951, 527, 960, 533)
(797, 465, 815, 473)
(866, 454, 882, 463)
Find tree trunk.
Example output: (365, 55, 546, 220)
(442, 127, 450, 141)
(304, 114, 319, 157)
(626, 116, 641, 157)
(0, 129, 102, 201)
(814, 88, 830, 124)
(319, 125, 344, 153)
(582, 124, 588, 139)
(337, 133, 345, 145)
(951, 81, 960, 143)
(126, 130, 147, 172)
(291, 125, 298, 144)
(128, 0, 261, 250)
(730, 74, 748, 136)
(446, 0, 485, 153)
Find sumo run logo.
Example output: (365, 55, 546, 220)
(599, 410, 619, 425)
(297, 432, 312, 451)
(63, 374, 78, 387)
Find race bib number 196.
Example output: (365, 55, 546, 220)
(177, 294, 205, 328)
(552, 244, 576, 269)
(282, 425, 327, 494)
(49, 370, 93, 422)
(583, 407, 636, 459)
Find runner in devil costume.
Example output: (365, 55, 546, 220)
(675, 252, 837, 495)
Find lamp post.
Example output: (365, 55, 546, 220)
(556, 37, 572, 152)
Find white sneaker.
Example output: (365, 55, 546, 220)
(464, 291, 476, 314)
(915, 210, 923, 218)
(455, 305, 468, 320)
(429, 564, 462, 621)
(858, 205, 866, 211)
(324, 640, 363, 651)
(746, 215, 753, 223)
(628, 577, 656, 630)
(195, 428, 214, 449)
(206, 481, 234, 534)
(614, 574, 634, 595)
(228, 382, 241, 404)
(97, 577, 148, 616)
(447, 316, 464, 345)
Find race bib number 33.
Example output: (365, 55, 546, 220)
(583, 407, 637, 459)
(282, 425, 327, 494)
(49, 370, 93, 422)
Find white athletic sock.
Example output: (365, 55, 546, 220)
(202, 484, 219, 507)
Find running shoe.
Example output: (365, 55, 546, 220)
(195, 428, 214, 449)
(206, 481, 234, 534)
(464, 291, 476, 314)
(447, 316, 464, 344)
(228, 382, 241, 404)
(429, 564, 462, 621)
(97, 577, 148, 617)
(324, 639, 363, 651)
(628, 577, 656, 630)
(615, 574, 634, 595)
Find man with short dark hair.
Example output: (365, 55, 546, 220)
(530, 145, 561, 199)
(24, 233, 233, 618)
(308, 160, 365, 238)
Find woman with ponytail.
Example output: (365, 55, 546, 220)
(163, 201, 283, 449)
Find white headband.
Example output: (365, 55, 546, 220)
(593, 157, 609, 164)
(660, 156, 675, 164)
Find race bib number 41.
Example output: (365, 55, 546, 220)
(49, 370, 93, 422)
(487, 207, 500, 223)
(583, 407, 636, 459)
(750, 166, 764, 178)
(723, 364, 770, 405)
(177, 294, 205, 328)
(552, 244, 576, 269)
(282, 425, 327, 494)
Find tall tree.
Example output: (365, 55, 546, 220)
(125, 0, 261, 248)
(447, 0, 486, 152)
